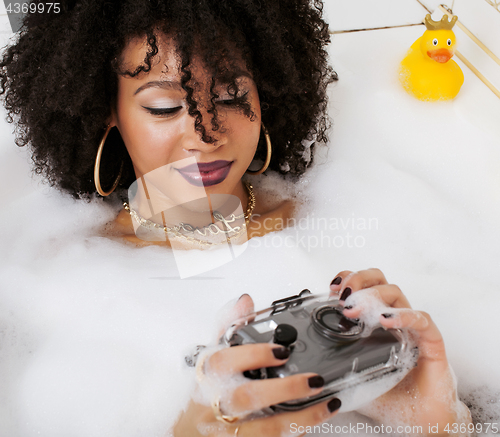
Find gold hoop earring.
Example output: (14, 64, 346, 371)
(246, 124, 272, 175)
(94, 125, 124, 196)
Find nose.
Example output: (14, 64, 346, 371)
(182, 112, 227, 154)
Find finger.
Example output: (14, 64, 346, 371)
(342, 285, 412, 319)
(229, 373, 325, 414)
(338, 269, 389, 301)
(217, 294, 255, 338)
(207, 343, 291, 375)
(379, 309, 443, 344)
(234, 294, 255, 319)
(379, 309, 449, 380)
(329, 270, 353, 295)
(237, 397, 341, 436)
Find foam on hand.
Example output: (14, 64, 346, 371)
(343, 288, 389, 337)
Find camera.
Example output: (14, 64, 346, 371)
(220, 290, 417, 412)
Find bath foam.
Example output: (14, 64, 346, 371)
(461, 384, 500, 425)
(343, 287, 389, 337)
(1, 160, 499, 435)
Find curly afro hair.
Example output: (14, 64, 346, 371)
(0, 0, 335, 200)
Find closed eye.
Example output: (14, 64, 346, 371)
(215, 91, 250, 106)
(142, 106, 183, 116)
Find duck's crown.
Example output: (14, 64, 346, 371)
(424, 14, 458, 30)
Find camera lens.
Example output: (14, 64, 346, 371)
(311, 304, 363, 340)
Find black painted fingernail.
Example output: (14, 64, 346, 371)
(327, 398, 342, 413)
(272, 347, 290, 360)
(382, 313, 394, 319)
(308, 375, 325, 388)
(344, 305, 353, 310)
(340, 287, 351, 301)
(331, 277, 342, 286)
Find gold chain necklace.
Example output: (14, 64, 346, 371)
(123, 182, 255, 247)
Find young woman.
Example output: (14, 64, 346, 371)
(0, 0, 471, 435)
(1, 0, 333, 247)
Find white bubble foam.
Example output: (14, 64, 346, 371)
(343, 288, 388, 336)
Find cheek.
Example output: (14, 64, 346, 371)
(232, 104, 262, 161)
(117, 112, 181, 174)
(127, 126, 178, 172)
(233, 118, 261, 160)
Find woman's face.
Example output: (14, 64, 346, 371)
(110, 35, 261, 203)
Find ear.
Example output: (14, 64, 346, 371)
(107, 107, 118, 128)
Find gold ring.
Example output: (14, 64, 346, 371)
(212, 396, 239, 424)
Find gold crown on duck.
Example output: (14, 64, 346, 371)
(424, 14, 457, 31)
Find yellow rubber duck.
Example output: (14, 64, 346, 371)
(400, 14, 464, 101)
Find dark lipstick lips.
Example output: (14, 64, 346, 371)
(176, 160, 233, 187)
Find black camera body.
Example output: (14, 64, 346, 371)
(221, 290, 416, 411)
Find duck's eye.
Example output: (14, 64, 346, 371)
(447, 38, 452, 46)
(433, 38, 438, 46)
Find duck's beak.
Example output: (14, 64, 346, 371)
(427, 48, 453, 63)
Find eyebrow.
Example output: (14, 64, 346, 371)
(134, 72, 254, 96)
(134, 80, 183, 95)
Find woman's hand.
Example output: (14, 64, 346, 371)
(329, 269, 472, 436)
(173, 344, 341, 436)
(173, 295, 341, 437)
